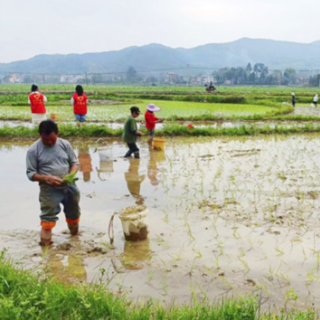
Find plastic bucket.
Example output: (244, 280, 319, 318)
(118, 206, 149, 241)
(153, 138, 166, 151)
(50, 113, 58, 121)
(98, 146, 113, 161)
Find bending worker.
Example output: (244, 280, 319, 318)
(28, 84, 47, 124)
(26, 120, 81, 246)
(71, 85, 88, 127)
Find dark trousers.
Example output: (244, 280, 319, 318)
(125, 143, 139, 157)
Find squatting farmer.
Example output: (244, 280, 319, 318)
(26, 120, 81, 246)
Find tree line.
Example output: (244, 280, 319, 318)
(213, 63, 298, 85)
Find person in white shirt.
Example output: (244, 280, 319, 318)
(313, 94, 318, 107)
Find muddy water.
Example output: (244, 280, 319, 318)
(292, 105, 320, 116)
(1, 135, 320, 311)
(2, 119, 320, 130)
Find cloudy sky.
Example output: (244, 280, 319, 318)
(1, 0, 319, 63)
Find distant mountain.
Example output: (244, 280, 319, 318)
(1, 38, 320, 74)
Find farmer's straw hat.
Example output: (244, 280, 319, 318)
(147, 103, 160, 112)
(291, 92, 295, 96)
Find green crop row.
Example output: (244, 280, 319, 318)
(1, 122, 320, 138)
(0, 101, 283, 122)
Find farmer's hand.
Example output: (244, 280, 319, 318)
(136, 131, 143, 136)
(46, 175, 63, 186)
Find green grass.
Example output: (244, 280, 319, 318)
(0, 252, 316, 319)
(0, 100, 285, 122)
(3, 84, 319, 123)
(1, 123, 320, 138)
(0, 84, 320, 94)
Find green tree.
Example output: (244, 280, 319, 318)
(248, 72, 256, 83)
(283, 68, 297, 85)
(253, 63, 268, 78)
(126, 66, 137, 83)
(246, 63, 252, 73)
(272, 70, 283, 85)
(309, 75, 320, 87)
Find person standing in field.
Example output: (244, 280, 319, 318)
(26, 120, 81, 246)
(28, 84, 47, 124)
(71, 85, 87, 127)
(123, 106, 142, 159)
(313, 94, 318, 107)
(144, 103, 163, 142)
(291, 93, 296, 107)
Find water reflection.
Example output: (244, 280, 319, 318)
(124, 159, 145, 205)
(121, 238, 151, 270)
(42, 244, 87, 283)
(78, 145, 93, 182)
(148, 145, 165, 186)
(96, 160, 114, 181)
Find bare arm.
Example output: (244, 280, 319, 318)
(69, 164, 79, 174)
(32, 173, 63, 186)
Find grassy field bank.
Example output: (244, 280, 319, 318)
(0, 253, 315, 320)
(1, 123, 320, 138)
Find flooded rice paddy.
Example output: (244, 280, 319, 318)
(1, 119, 320, 130)
(1, 135, 320, 311)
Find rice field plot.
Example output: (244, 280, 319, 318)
(1, 83, 319, 94)
(217, 86, 320, 94)
(0, 84, 205, 93)
(0, 100, 280, 122)
(1, 135, 320, 312)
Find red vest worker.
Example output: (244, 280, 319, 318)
(144, 103, 163, 141)
(28, 84, 47, 124)
(71, 85, 87, 127)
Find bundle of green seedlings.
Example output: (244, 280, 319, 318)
(62, 172, 79, 185)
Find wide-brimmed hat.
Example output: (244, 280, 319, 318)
(291, 92, 295, 96)
(147, 103, 160, 112)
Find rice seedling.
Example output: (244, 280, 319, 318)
(275, 246, 284, 256)
(185, 221, 195, 241)
(62, 171, 79, 185)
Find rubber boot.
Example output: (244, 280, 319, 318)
(68, 223, 79, 235)
(134, 151, 140, 159)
